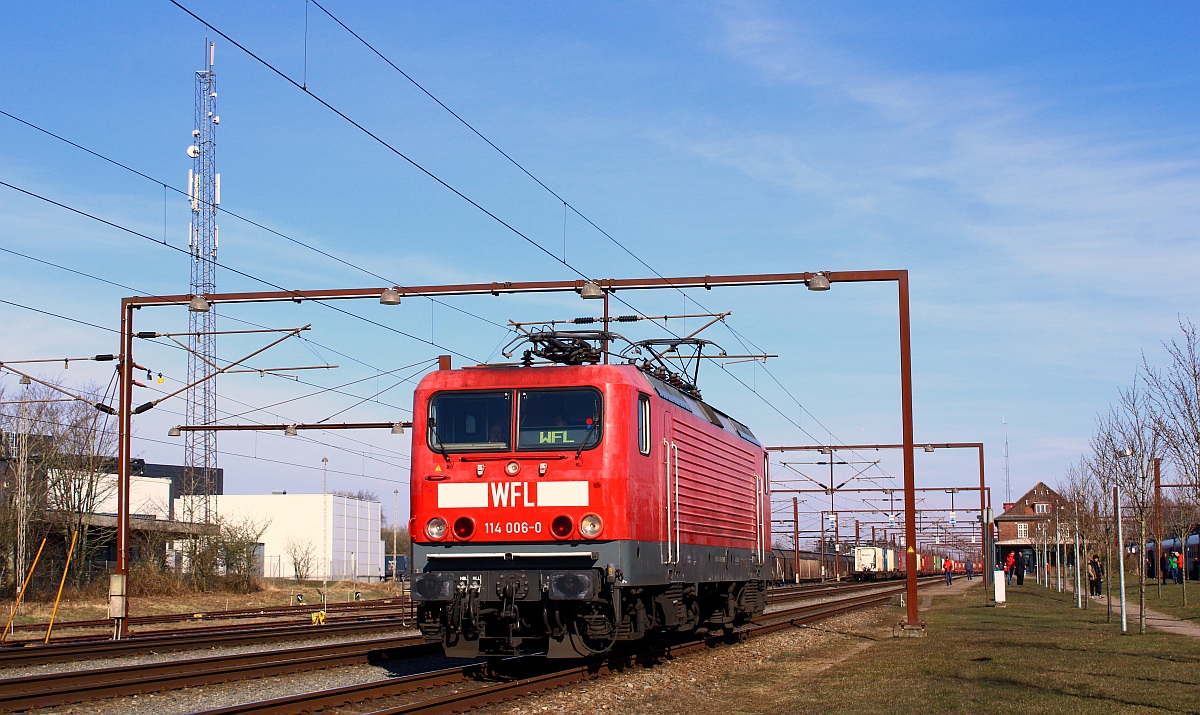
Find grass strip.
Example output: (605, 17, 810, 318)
(770, 586, 1200, 714)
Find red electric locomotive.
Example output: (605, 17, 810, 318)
(409, 337, 771, 658)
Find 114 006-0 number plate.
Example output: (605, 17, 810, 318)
(483, 521, 544, 535)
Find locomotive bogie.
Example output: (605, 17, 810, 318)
(413, 560, 766, 657)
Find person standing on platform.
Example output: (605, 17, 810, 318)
(944, 561, 953, 585)
(1014, 553, 1026, 586)
(1087, 555, 1103, 596)
(966, 561, 974, 581)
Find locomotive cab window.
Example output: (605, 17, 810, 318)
(638, 393, 651, 455)
(517, 388, 602, 451)
(428, 391, 512, 451)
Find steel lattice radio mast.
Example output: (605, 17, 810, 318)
(186, 40, 219, 524)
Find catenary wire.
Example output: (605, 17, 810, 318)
(160, 0, 730, 367)
(0, 178, 483, 363)
(0, 294, 419, 462)
(0, 291, 417, 427)
(4, 14, 881, 470)
(284, 4, 879, 475)
(0, 249, 420, 412)
(167, 0, 588, 282)
(19, 9, 903, 526)
(0, 375, 414, 474)
(0, 243, 404, 388)
(163, 1, 799, 433)
(5, 40, 820, 456)
(0, 409, 408, 486)
(0, 108, 505, 332)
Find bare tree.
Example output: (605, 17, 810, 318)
(0, 383, 15, 592)
(1088, 418, 1121, 621)
(41, 390, 119, 588)
(382, 525, 411, 555)
(284, 536, 316, 582)
(216, 516, 271, 594)
(0, 384, 54, 596)
(1162, 494, 1199, 606)
(1059, 455, 1106, 608)
(1142, 318, 1200, 604)
(176, 494, 221, 591)
(1143, 318, 1200, 504)
(0, 382, 118, 594)
(1094, 379, 1161, 634)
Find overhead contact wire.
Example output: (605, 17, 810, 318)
(185, 4, 870, 504)
(0, 108, 504, 331)
(303, 4, 861, 464)
(0, 179, 480, 363)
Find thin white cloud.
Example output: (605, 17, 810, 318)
(693, 5, 1200, 301)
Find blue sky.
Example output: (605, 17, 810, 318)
(2, 2, 1197, 541)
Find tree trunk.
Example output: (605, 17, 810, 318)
(1138, 519, 1147, 635)
(1104, 535, 1112, 623)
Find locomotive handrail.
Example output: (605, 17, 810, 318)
(755, 475, 765, 565)
(672, 441, 681, 564)
(662, 437, 673, 565)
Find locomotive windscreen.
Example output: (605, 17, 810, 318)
(428, 391, 512, 451)
(516, 388, 602, 451)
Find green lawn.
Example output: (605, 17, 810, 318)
(1112, 574, 1200, 624)
(772, 585, 1200, 714)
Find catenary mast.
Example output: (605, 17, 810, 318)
(186, 41, 219, 523)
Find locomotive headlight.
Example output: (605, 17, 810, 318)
(505, 460, 521, 476)
(425, 517, 448, 540)
(580, 514, 603, 538)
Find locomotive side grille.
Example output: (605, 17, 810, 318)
(671, 419, 758, 543)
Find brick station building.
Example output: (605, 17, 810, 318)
(994, 482, 1071, 573)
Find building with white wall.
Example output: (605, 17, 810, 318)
(91, 473, 173, 519)
(175, 493, 384, 581)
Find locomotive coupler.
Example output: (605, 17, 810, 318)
(449, 575, 483, 638)
(498, 580, 519, 622)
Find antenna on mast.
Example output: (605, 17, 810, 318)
(184, 38, 220, 529)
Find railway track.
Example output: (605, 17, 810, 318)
(0, 578, 914, 671)
(0, 635, 434, 712)
(0, 578, 925, 712)
(190, 587, 909, 715)
(766, 575, 937, 603)
(3, 595, 412, 637)
(0, 615, 416, 669)
(0, 578, 871, 664)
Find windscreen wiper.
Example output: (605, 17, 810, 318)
(428, 418, 451, 464)
(575, 422, 601, 460)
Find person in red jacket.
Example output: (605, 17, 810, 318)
(1004, 551, 1016, 585)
